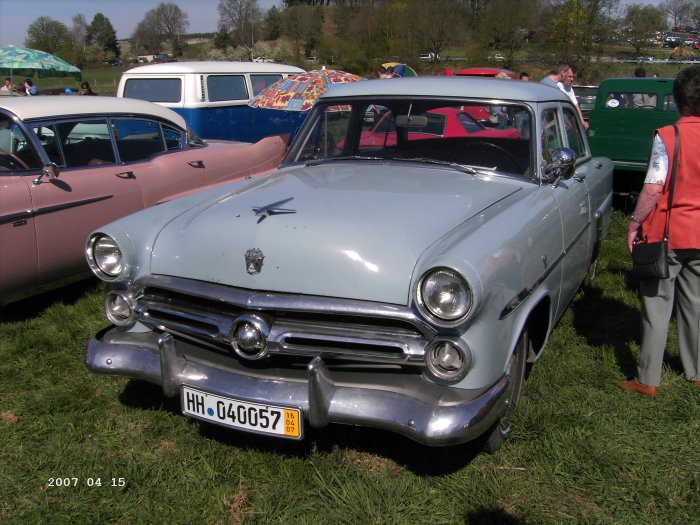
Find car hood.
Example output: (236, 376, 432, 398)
(150, 162, 519, 305)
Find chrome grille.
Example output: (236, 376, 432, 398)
(130, 275, 435, 365)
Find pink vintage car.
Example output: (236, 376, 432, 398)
(0, 96, 285, 305)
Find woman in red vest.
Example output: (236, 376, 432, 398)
(619, 65, 700, 397)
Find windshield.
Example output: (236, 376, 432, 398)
(284, 98, 532, 176)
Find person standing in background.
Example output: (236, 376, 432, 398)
(618, 66, 700, 397)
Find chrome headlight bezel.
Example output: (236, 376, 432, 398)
(104, 290, 136, 327)
(86, 233, 123, 281)
(424, 338, 472, 384)
(416, 267, 473, 326)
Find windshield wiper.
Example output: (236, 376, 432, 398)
(396, 157, 479, 175)
(305, 155, 384, 166)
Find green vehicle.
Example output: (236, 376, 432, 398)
(587, 77, 678, 172)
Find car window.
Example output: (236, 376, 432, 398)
(124, 78, 182, 103)
(162, 124, 183, 150)
(0, 114, 42, 171)
(541, 108, 562, 165)
(112, 118, 166, 162)
(207, 75, 249, 102)
(299, 105, 351, 159)
(562, 106, 586, 158)
(251, 74, 283, 96)
(32, 124, 63, 165)
(604, 91, 657, 109)
(56, 120, 116, 167)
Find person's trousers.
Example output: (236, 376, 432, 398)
(638, 249, 700, 387)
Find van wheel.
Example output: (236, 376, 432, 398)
(481, 329, 529, 453)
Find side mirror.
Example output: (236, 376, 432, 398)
(543, 147, 576, 184)
(33, 163, 60, 185)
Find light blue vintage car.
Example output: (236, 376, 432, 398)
(84, 77, 613, 451)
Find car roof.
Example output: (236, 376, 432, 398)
(320, 76, 570, 103)
(0, 96, 188, 128)
(123, 61, 305, 75)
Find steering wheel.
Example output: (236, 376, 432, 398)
(0, 147, 29, 170)
(448, 141, 522, 173)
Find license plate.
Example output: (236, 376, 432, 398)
(181, 386, 302, 439)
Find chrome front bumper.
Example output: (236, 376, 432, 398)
(85, 326, 512, 446)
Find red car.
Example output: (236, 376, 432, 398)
(0, 96, 285, 305)
(359, 106, 521, 147)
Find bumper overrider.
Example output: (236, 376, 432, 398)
(85, 326, 513, 446)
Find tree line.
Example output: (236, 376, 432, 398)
(23, 0, 700, 77)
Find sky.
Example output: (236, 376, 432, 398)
(0, 0, 281, 46)
(0, 0, 667, 47)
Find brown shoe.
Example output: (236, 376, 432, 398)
(617, 379, 658, 397)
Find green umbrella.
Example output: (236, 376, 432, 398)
(0, 45, 81, 86)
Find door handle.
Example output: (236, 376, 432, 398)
(188, 160, 205, 168)
(116, 171, 136, 179)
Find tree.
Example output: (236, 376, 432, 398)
(86, 13, 119, 58)
(660, 0, 693, 28)
(213, 25, 234, 51)
(131, 19, 164, 55)
(480, 0, 538, 66)
(414, 0, 464, 65)
(218, 0, 262, 46)
(140, 3, 190, 56)
(71, 14, 89, 52)
(624, 4, 666, 55)
(25, 16, 72, 54)
(265, 6, 284, 40)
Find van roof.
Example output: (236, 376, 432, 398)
(122, 61, 305, 75)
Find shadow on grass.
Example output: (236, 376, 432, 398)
(572, 281, 684, 379)
(0, 278, 103, 322)
(118, 378, 485, 476)
(463, 507, 526, 525)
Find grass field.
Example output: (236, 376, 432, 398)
(1, 210, 699, 525)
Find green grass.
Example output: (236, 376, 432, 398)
(1, 211, 699, 524)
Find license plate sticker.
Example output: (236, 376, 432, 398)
(181, 386, 302, 439)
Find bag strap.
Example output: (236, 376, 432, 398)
(663, 124, 680, 241)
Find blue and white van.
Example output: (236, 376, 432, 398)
(117, 61, 306, 143)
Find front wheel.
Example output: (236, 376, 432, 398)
(481, 329, 530, 453)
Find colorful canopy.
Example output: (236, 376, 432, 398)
(0, 45, 81, 80)
(248, 67, 364, 111)
(382, 62, 417, 77)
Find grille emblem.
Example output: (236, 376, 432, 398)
(245, 248, 264, 275)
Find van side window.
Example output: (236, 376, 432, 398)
(124, 78, 182, 103)
(663, 94, 677, 111)
(604, 91, 657, 109)
(112, 118, 166, 162)
(207, 75, 248, 102)
(251, 74, 283, 95)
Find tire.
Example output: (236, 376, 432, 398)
(481, 329, 530, 453)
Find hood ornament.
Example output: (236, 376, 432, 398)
(252, 197, 296, 223)
(245, 248, 265, 275)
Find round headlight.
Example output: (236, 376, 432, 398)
(418, 268, 472, 323)
(87, 234, 123, 280)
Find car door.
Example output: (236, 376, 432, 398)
(28, 119, 143, 288)
(0, 111, 44, 302)
(540, 105, 591, 319)
(111, 118, 210, 206)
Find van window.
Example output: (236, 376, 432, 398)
(207, 75, 248, 102)
(124, 78, 182, 103)
(663, 94, 677, 111)
(112, 118, 166, 162)
(604, 91, 657, 109)
(250, 74, 284, 95)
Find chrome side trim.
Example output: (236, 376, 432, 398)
(0, 195, 113, 226)
(499, 220, 590, 319)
